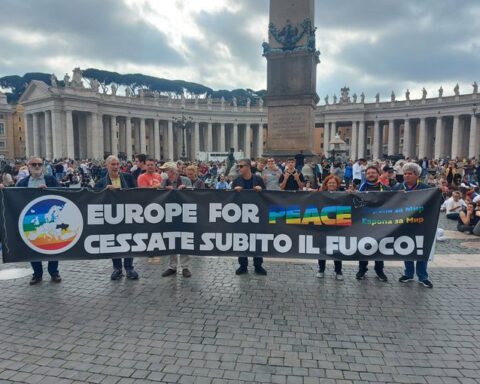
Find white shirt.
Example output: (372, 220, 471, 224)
(352, 162, 362, 180)
(444, 198, 466, 214)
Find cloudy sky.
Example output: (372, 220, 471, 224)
(0, 0, 479, 102)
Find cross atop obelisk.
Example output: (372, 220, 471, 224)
(263, 0, 320, 157)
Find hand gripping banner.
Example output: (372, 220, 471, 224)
(0, 188, 442, 263)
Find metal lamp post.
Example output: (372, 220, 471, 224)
(172, 110, 193, 161)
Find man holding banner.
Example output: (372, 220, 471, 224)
(356, 165, 389, 282)
(394, 162, 434, 288)
(232, 159, 267, 275)
(95, 155, 140, 281)
(13, 156, 63, 285)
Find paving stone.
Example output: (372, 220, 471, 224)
(0, 256, 479, 384)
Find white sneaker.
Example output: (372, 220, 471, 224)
(316, 272, 325, 278)
(335, 273, 344, 281)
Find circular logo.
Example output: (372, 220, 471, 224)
(18, 195, 84, 255)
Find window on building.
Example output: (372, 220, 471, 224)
(0, 123, 4, 135)
(19, 116, 21, 122)
(19, 127, 22, 131)
(345, 138, 350, 145)
(367, 137, 371, 145)
(19, 137, 22, 142)
(0, 114, 4, 119)
(0, 141, 5, 148)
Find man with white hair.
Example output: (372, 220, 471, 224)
(95, 155, 139, 281)
(1, 156, 63, 285)
(393, 162, 433, 288)
(159, 162, 193, 278)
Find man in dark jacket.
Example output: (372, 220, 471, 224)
(232, 159, 267, 275)
(95, 155, 139, 281)
(356, 165, 390, 282)
(15, 157, 63, 285)
(393, 162, 433, 288)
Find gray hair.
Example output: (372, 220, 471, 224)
(105, 155, 119, 166)
(402, 162, 422, 176)
(237, 158, 251, 166)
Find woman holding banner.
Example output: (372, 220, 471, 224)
(317, 174, 343, 280)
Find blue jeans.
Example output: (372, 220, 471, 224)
(404, 260, 428, 281)
(112, 258, 133, 270)
(31, 261, 59, 277)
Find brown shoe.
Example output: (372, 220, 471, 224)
(51, 274, 62, 283)
(161, 268, 177, 277)
(182, 268, 192, 278)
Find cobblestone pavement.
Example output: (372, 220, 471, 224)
(1, 252, 480, 384)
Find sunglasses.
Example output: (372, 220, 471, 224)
(29, 163, 43, 167)
(238, 164, 247, 168)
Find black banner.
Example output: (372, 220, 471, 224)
(0, 188, 442, 263)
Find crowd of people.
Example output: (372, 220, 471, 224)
(2, 151, 477, 289)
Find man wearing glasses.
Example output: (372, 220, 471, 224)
(231, 159, 267, 275)
(15, 157, 63, 285)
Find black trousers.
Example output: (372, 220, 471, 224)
(358, 260, 384, 273)
(318, 259, 342, 273)
(238, 257, 263, 267)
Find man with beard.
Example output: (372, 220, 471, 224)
(232, 159, 267, 275)
(356, 165, 389, 282)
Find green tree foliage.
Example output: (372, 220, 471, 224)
(1, 68, 266, 105)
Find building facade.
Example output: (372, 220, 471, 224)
(0, 92, 14, 159)
(18, 74, 480, 162)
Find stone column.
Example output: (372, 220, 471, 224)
(469, 114, 478, 159)
(373, 120, 381, 159)
(139, 118, 146, 154)
(110, 116, 118, 156)
(402, 119, 410, 158)
(125, 117, 132, 160)
(154, 119, 160, 160)
(434, 117, 443, 159)
(91, 112, 103, 159)
(194, 122, 200, 159)
(323, 122, 330, 156)
(220, 123, 226, 152)
(387, 120, 395, 155)
(350, 121, 358, 160)
(32, 113, 40, 156)
(168, 120, 174, 160)
(451, 115, 460, 159)
(418, 118, 427, 159)
(51, 110, 62, 160)
(206, 122, 213, 152)
(65, 110, 74, 159)
(44, 111, 53, 160)
(232, 122, 238, 151)
(257, 124, 264, 157)
(358, 121, 366, 159)
(245, 123, 251, 159)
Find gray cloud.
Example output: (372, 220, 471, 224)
(0, 0, 478, 97)
(0, 0, 185, 74)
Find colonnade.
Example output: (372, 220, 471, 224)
(324, 112, 479, 160)
(24, 110, 265, 161)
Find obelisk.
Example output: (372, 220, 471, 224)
(263, 0, 320, 156)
